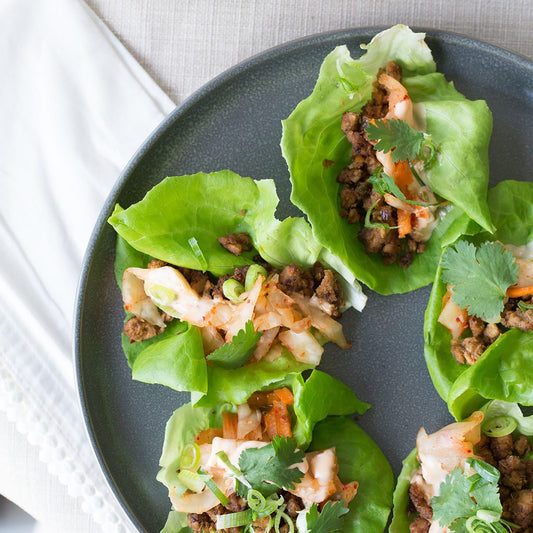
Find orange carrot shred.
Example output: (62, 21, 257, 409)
(507, 286, 533, 298)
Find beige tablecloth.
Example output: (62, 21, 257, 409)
(1, 1, 531, 532)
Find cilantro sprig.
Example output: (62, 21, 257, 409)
(431, 460, 513, 533)
(303, 501, 350, 533)
(441, 240, 519, 322)
(364, 118, 437, 164)
(368, 166, 439, 208)
(237, 436, 305, 497)
(206, 320, 262, 369)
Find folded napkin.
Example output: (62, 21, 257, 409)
(0, 0, 175, 530)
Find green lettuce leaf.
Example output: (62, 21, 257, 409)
(281, 24, 493, 294)
(157, 402, 228, 495)
(160, 511, 190, 533)
(291, 370, 370, 448)
(423, 180, 533, 407)
(157, 372, 378, 533)
(192, 351, 312, 408)
(122, 318, 188, 368)
(158, 395, 389, 533)
(108, 170, 361, 283)
(308, 416, 394, 533)
(389, 449, 420, 533)
(448, 329, 533, 420)
(132, 323, 208, 394)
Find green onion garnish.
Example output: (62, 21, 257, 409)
(216, 510, 252, 530)
(216, 451, 251, 488)
(180, 443, 201, 470)
(198, 468, 229, 506)
(364, 200, 399, 230)
(176, 470, 207, 493)
(244, 264, 267, 292)
(222, 278, 245, 303)
(518, 301, 533, 312)
(246, 489, 283, 518)
(467, 459, 500, 485)
(482, 415, 517, 437)
(188, 237, 208, 272)
(274, 505, 294, 533)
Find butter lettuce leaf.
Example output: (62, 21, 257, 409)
(281, 24, 493, 294)
(158, 383, 387, 533)
(291, 370, 370, 448)
(309, 416, 394, 533)
(423, 180, 533, 407)
(389, 449, 420, 533)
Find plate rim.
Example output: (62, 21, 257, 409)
(73, 26, 533, 532)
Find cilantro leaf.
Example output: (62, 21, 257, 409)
(432, 468, 478, 528)
(368, 167, 406, 199)
(432, 466, 503, 531)
(364, 118, 427, 162)
(441, 240, 519, 322)
(238, 436, 305, 497)
(206, 320, 262, 369)
(305, 501, 349, 533)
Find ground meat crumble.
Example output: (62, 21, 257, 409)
(409, 433, 533, 533)
(451, 296, 533, 365)
(336, 61, 427, 268)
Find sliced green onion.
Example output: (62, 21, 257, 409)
(364, 200, 399, 230)
(338, 77, 356, 93)
(176, 469, 207, 492)
(518, 301, 533, 312)
(222, 278, 245, 303)
(274, 505, 294, 533)
(188, 237, 208, 272)
(198, 468, 229, 506)
(482, 415, 518, 437)
(180, 443, 201, 470)
(216, 510, 252, 530)
(476, 510, 501, 523)
(467, 458, 500, 485)
(247, 490, 283, 518)
(216, 451, 252, 488)
(245, 265, 268, 291)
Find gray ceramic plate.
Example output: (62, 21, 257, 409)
(75, 28, 533, 532)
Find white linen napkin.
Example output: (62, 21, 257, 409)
(0, 0, 175, 530)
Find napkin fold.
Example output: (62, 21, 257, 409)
(0, 0, 175, 530)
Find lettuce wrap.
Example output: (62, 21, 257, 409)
(389, 401, 533, 532)
(281, 24, 494, 294)
(423, 180, 533, 416)
(157, 370, 393, 533)
(109, 170, 366, 401)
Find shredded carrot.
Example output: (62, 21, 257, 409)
(195, 427, 223, 445)
(222, 412, 238, 439)
(397, 209, 412, 238)
(273, 387, 294, 405)
(391, 160, 414, 192)
(507, 286, 533, 298)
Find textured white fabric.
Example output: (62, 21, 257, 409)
(0, 0, 174, 531)
(0, 0, 531, 532)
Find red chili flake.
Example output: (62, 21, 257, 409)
(322, 159, 335, 168)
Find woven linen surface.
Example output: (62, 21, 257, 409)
(87, 0, 533, 105)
